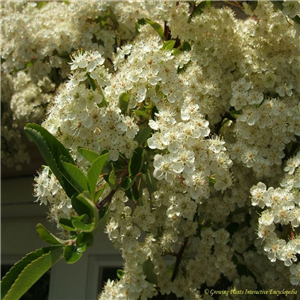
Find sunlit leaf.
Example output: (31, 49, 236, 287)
(1, 247, 62, 300)
(36, 223, 65, 246)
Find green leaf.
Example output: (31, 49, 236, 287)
(72, 220, 93, 232)
(181, 41, 191, 52)
(133, 110, 151, 120)
(98, 15, 108, 28)
(119, 92, 130, 114)
(76, 191, 98, 221)
(76, 232, 94, 248)
(59, 218, 75, 231)
(87, 152, 109, 201)
(61, 160, 88, 193)
(232, 254, 239, 265)
(250, 1, 258, 11)
(71, 195, 93, 219)
(188, 1, 211, 23)
(120, 176, 133, 191)
(94, 209, 110, 235)
(63, 245, 82, 264)
(108, 167, 118, 190)
(167, 263, 175, 279)
(142, 169, 157, 193)
(129, 147, 144, 178)
(172, 48, 182, 56)
(1, 247, 62, 300)
(71, 215, 94, 232)
(75, 192, 99, 231)
(138, 18, 165, 41)
(117, 269, 124, 280)
(125, 181, 142, 204)
(161, 40, 176, 51)
(94, 183, 108, 202)
(107, 7, 118, 28)
(208, 176, 216, 187)
(134, 125, 152, 146)
(24, 123, 77, 198)
(78, 148, 101, 163)
(237, 263, 256, 278)
(87, 73, 97, 91)
(136, 179, 144, 206)
(143, 258, 157, 285)
(37, 1, 47, 9)
(36, 223, 65, 246)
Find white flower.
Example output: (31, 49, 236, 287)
(250, 182, 267, 207)
(282, 1, 300, 18)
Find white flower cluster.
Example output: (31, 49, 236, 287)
(43, 50, 139, 162)
(251, 152, 300, 284)
(1, 0, 114, 169)
(34, 166, 72, 224)
(4, 0, 300, 299)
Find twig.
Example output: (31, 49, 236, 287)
(171, 237, 189, 282)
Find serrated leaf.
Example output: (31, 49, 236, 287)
(119, 92, 130, 114)
(87, 152, 109, 201)
(78, 148, 101, 163)
(1, 247, 62, 300)
(63, 245, 82, 264)
(24, 123, 77, 198)
(161, 40, 176, 51)
(129, 147, 144, 178)
(36, 223, 65, 246)
(143, 258, 157, 285)
(61, 160, 88, 193)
